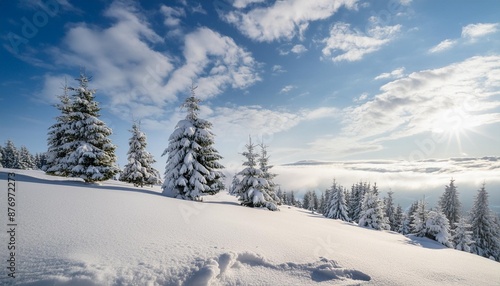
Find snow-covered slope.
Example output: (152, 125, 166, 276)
(0, 169, 499, 285)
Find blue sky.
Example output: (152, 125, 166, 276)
(1, 0, 500, 197)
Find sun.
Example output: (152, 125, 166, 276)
(430, 110, 474, 153)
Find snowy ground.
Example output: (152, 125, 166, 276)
(0, 169, 499, 285)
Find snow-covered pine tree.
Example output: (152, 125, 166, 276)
(302, 191, 311, 210)
(394, 204, 404, 232)
(18, 146, 36, 170)
(194, 116, 225, 195)
(399, 210, 412, 235)
(34, 153, 47, 170)
(64, 73, 119, 182)
(311, 191, 319, 212)
(358, 184, 389, 230)
(120, 123, 161, 187)
(229, 174, 241, 196)
(45, 82, 73, 176)
(2, 140, 20, 169)
(0, 147, 3, 168)
(453, 218, 474, 252)
(439, 179, 461, 229)
(289, 191, 296, 207)
(276, 187, 284, 205)
(349, 181, 368, 223)
(233, 137, 278, 211)
(258, 143, 280, 204)
(425, 209, 452, 247)
(325, 180, 350, 221)
(469, 183, 500, 261)
(383, 191, 397, 231)
(162, 86, 224, 200)
(411, 198, 429, 237)
(322, 188, 332, 215)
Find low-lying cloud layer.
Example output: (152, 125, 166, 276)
(272, 157, 500, 212)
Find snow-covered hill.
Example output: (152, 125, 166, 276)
(0, 169, 499, 285)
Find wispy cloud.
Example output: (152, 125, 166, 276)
(279, 85, 296, 94)
(428, 39, 457, 53)
(161, 6, 185, 27)
(429, 22, 499, 53)
(353, 92, 369, 102)
(291, 44, 308, 54)
(461, 23, 499, 40)
(231, 0, 266, 9)
(374, 67, 406, 80)
(271, 64, 286, 75)
(321, 23, 401, 62)
(221, 0, 358, 42)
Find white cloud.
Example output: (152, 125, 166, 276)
(374, 67, 406, 80)
(222, 0, 358, 42)
(165, 27, 261, 100)
(291, 44, 308, 54)
(271, 65, 286, 74)
(429, 23, 499, 53)
(303, 107, 339, 120)
(342, 55, 500, 142)
(461, 23, 499, 40)
(353, 92, 369, 102)
(279, 85, 296, 94)
(43, 1, 260, 121)
(190, 3, 207, 14)
(37, 73, 73, 104)
(160, 6, 185, 27)
(321, 22, 401, 62)
(428, 39, 457, 53)
(231, 0, 266, 9)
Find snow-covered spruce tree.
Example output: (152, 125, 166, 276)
(162, 85, 225, 200)
(2, 140, 20, 169)
(258, 143, 280, 204)
(34, 153, 48, 170)
(311, 191, 319, 212)
(411, 198, 429, 237)
(302, 191, 311, 210)
(399, 211, 412, 235)
(425, 209, 452, 247)
(0, 147, 3, 168)
(18, 146, 37, 170)
(383, 191, 397, 231)
(276, 187, 284, 205)
(394, 204, 404, 232)
(120, 123, 161, 187)
(64, 73, 119, 182)
(453, 218, 474, 252)
(321, 188, 332, 215)
(359, 184, 389, 230)
(349, 182, 369, 223)
(439, 179, 461, 229)
(45, 83, 73, 176)
(229, 174, 241, 196)
(234, 137, 278, 210)
(469, 184, 500, 261)
(288, 191, 294, 207)
(325, 180, 350, 221)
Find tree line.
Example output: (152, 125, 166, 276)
(0, 140, 46, 170)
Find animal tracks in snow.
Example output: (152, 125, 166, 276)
(183, 252, 371, 286)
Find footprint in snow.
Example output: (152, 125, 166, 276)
(183, 252, 371, 285)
